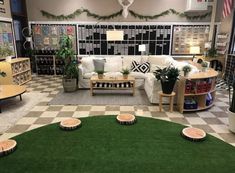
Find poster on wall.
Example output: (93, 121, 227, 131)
(171, 25, 210, 55)
(0, 21, 15, 59)
(31, 24, 77, 54)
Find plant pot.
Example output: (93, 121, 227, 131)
(62, 78, 77, 92)
(184, 71, 189, 77)
(228, 109, 235, 133)
(161, 79, 176, 94)
(98, 74, 104, 79)
(123, 74, 128, 79)
(201, 67, 207, 72)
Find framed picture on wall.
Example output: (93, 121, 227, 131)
(0, 0, 4, 5)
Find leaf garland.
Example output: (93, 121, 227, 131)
(41, 9, 122, 20)
(129, 9, 212, 21)
(41, 8, 211, 21)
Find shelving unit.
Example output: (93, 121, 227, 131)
(177, 69, 218, 113)
(35, 55, 64, 75)
(216, 33, 229, 55)
(0, 57, 31, 85)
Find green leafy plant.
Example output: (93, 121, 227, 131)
(0, 46, 13, 58)
(207, 48, 217, 58)
(182, 65, 192, 73)
(121, 68, 130, 75)
(56, 35, 78, 79)
(154, 66, 180, 82)
(0, 70, 6, 77)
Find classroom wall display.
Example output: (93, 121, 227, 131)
(0, 21, 15, 59)
(172, 25, 210, 55)
(78, 24, 171, 55)
(31, 24, 77, 55)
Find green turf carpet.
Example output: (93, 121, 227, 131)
(1, 116, 235, 173)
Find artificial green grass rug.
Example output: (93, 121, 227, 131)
(1, 116, 235, 173)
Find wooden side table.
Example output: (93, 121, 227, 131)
(158, 91, 176, 112)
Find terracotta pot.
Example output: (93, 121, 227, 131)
(98, 74, 104, 79)
(123, 74, 128, 79)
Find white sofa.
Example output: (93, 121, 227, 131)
(78, 55, 198, 103)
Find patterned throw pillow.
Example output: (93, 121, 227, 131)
(131, 61, 150, 73)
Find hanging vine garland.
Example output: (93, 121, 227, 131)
(40, 8, 211, 21)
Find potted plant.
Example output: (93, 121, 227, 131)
(96, 70, 104, 79)
(154, 66, 180, 94)
(182, 65, 192, 77)
(121, 68, 130, 79)
(206, 48, 217, 58)
(228, 80, 235, 133)
(0, 46, 13, 61)
(201, 61, 208, 72)
(56, 35, 78, 92)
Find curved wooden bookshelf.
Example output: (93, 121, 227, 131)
(177, 68, 218, 113)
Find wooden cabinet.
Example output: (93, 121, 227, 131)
(177, 69, 218, 113)
(0, 58, 31, 85)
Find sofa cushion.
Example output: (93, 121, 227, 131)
(122, 56, 141, 69)
(81, 57, 95, 73)
(104, 56, 122, 72)
(148, 55, 174, 72)
(131, 61, 150, 73)
(93, 59, 106, 72)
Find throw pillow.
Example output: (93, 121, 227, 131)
(93, 59, 106, 72)
(131, 61, 150, 73)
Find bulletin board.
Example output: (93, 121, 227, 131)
(31, 24, 77, 54)
(0, 21, 15, 58)
(172, 25, 210, 55)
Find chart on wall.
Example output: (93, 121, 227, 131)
(172, 25, 210, 55)
(31, 24, 77, 54)
(0, 21, 15, 58)
(77, 24, 171, 55)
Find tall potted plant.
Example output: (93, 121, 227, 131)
(154, 66, 180, 94)
(228, 80, 235, 133)
(56, 35, 78, 92)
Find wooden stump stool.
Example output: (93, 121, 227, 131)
(158, 91, 175, 112)
(60, 118, 82, 131)
(181, 127, 206, 141)
(116, 114, 136, 125)
(0, 139, 17, 157)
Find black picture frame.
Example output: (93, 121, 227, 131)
(0, 0, 4, 5)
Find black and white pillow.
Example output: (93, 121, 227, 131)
(131, 61, 150, 73)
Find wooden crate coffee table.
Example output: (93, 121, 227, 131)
(90, 76, 135, 96)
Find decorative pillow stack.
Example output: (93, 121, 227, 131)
(131, 61, 150, 73)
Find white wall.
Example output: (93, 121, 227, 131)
(26, 0, 222, 22)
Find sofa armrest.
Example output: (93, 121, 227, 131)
(78, 65, 84, 79)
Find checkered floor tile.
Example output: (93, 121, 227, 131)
(0, 75, 235, 147)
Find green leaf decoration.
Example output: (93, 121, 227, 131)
(40, 8, 211, 21)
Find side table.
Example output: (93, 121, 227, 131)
(158, 91, 175, 112)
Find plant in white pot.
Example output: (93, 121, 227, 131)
(121, 68, 130, 79)
(228, 80, 235, 133)
(56, 35, 78, 92)
(182, 65, 192, 77)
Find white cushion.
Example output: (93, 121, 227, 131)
(122, 56, 142, 69)
(129, 72, 146, 79)
(104, 56, 122, 72)
(148, 55, 174, 72)
(83, 72, 96, 79)
(81, 56, 95, 73)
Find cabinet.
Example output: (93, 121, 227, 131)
(35, 55, 64, 75)
(177, 69, 218, 113)
(0, 58, 31, 85)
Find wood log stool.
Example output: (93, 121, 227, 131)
(0, 139, 17, 157)
(116, 114, 136, 125)
(158, 91, 176, 112)
(181, 127, 206, 141)
(60, 118, 82, 131)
